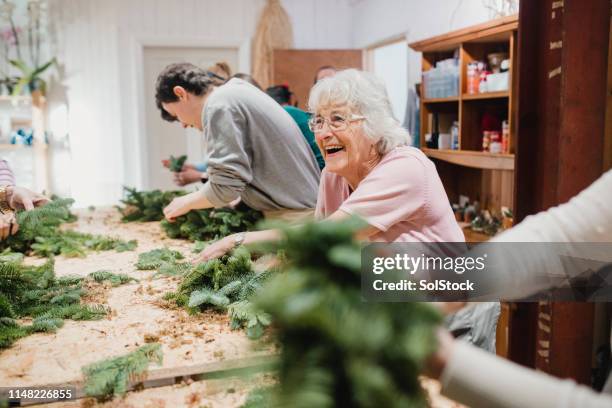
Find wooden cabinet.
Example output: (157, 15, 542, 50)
(410, 16, 518, 223)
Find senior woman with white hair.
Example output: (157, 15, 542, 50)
(199, 69, 463, 253)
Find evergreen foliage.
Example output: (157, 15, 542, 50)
(0, 257, 108, 350)
(117, 187, 185, 222)
(162, 246, 274, 338)
(82, 343, 163, 399)
(160, 205, 263, 242)
(245, 218, 442, 407)
(88, 270, 138, 287)
(168, 155, 187, 172)
(135, 248, 185, 270)
(0, 198, 137, 257)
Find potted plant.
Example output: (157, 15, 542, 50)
(0, 0, 56, 100)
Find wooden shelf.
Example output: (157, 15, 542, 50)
(409, 15, 518, 52)
(423, 96, 459, 104)
(462, 91, 509, 100)
(422, 148, 515, 170)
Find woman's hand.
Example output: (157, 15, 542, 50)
(6, 186, 48, 211)
(193, 235, 236, 263)
(163, 192, 197, 221)
(0, 212, 18, 240)
(163, 191, 213, 221)
(173, 168, 206, 186)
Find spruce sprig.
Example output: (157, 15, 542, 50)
(82, 343, 163, 399)
(161, 206, 263, 242)
(117, 187, 185, 223)
(245, 218, 442, 407)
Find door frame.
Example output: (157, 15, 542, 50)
(130, 36, 250, 188)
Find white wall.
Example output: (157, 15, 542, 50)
(283, 0, 352, 49)
(350, 0, 492, 87)
(47, 0, 352, 206)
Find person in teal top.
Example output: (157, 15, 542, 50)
(266, 85, 325, 170)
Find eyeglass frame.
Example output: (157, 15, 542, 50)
(307, 113, 366, 133)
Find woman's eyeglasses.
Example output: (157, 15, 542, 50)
(308, 113, 365, 133)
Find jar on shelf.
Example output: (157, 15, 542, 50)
(482, 131, 491, 152)
(502, 120, 510, 153)
(489, 131, 502, 153)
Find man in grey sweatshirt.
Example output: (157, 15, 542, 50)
(154, 63, 320, 220)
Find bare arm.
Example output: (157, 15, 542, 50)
(195, 209, 382, 263)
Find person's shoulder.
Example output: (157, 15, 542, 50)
(380, 146, 432, 169)
(283, 106, 310, 122)
(209, 78, 259, 103)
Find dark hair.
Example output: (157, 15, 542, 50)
(155, 62, 216, 122)
(266, 85, 292, 105)
(231, 73, 262, 90)
(314, 65, 337, 84)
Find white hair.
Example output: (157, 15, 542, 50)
(308, 69, 411, 155)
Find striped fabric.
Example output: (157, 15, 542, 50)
(0, 160, 15, 186)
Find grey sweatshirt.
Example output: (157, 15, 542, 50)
(200, 78, 320, 211)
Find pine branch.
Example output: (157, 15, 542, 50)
(117, 187, 184, 222)
(82, 343, 163, 399)
(88, 270, 138, 287)
(160, 206, 263, 242)
(245, 218, 442, 407)
(168, 155, 187, 172)
(0, 257, 108, 350)
(0, 198, 137, 257)
(135, 248, 184, 270)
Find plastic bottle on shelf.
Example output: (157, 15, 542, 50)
(451, 121, 459, 150)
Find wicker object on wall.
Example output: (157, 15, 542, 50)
(252, 0, 293, 89)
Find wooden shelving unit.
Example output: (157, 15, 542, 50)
(411, 16, 519, 360)
(410, 15, 518, 217)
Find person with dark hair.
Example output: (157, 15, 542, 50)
(266, 84, 325, 170)
(154, 62, 320, 222)
(314, 65, 337, 84)
(159, 61, 233, 187)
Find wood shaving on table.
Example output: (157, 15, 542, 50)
(0, 208, 270, 390)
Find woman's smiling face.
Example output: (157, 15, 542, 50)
(314, 105, 376, 183)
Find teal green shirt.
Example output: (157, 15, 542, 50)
(284, 106, 325, 170)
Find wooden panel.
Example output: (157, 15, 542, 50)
(496, 302, 511, 358)
(272, 49, 363, 110)
(514, 0, 611, 384)
(605, 13, 612, 172)
(481, 169, 514, 210)
(409, 15, 518, 52)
